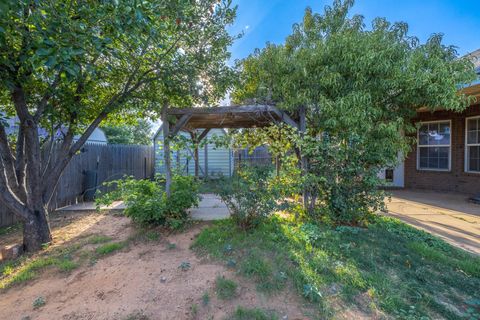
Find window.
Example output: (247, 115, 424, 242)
(385, 169, 394, 182)
(417, 121, 451, 171)
(466, 116, 480, 173)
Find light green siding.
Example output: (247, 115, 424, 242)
(154, 128, 233, 177)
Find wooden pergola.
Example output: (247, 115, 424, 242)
(161, 104, 306, 194)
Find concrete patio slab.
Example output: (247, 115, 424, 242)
(386, 189, 480, 255)
(56, 194, 230, 221)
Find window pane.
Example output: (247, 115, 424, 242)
(419, 157, 428, 168)
(467, 131, 478, 145)
(467, 118, 480, 145)
(418, 146, 449, 170)
(418, 122, 450, 146)
(470, 145, 479, 159)
(468, 118, 478, 131)
(468, 146, 480, 172)
(428, 123, 440, 145)
(428, 147, 438, 157)
(419, 125, 429, 145)
(428, 157, 438, 169)
(439, 158, 449, 169)
(419, 147, 428, 158)
(439, 147, 449, 157)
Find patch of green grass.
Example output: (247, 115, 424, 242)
(145, 231, 160, 241)
(0, 233, 132, 289)
(88, 235, 113, 244)
(215, 276, 238, 300)
(0, 222, 21, 237)
(124, 311, 149, 320)
(0, 254, 81, 288)
(240, 253, 285, 292)
(190, 303, 198, 318)
(201, 291, 210, 306)
(192, 216, 480, 320)
(57, 258, 78, 272)
(226, 307, 278, 320)
(95, 242, 126, 255)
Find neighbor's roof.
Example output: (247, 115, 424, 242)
(464, 48, 480, 73)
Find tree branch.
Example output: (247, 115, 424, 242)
(0, 159, 28, 220)
(0, 123, 26, 200)
(33, 73, 61, 122)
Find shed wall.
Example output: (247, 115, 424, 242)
(154, 128, 233, 177)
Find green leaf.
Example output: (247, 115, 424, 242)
(36, 48, 52, 57)
(71, 48, 85, 56)
(45, 56, 56, 68)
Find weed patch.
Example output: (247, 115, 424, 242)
(88, 235, 113, 244)
(215, 276, 238, 300)
(226, 307, 278, 320)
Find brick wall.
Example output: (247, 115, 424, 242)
(404, 104, 480, 194)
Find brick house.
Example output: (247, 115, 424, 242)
(385, 49, 480, 195)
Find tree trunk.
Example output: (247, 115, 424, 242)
(23, 206, 52, 252)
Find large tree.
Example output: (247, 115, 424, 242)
(233, 0, 476, 223)
(0, 0, 236, 251)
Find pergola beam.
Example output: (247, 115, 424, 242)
(169, 113, 192, 137)
(270, 106, 299, 129)
(197, 128, 211, 142)
(166, 105, 299, 130)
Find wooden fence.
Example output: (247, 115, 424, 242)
(234, 146, 273, 170)
(0, 143, 154, 228)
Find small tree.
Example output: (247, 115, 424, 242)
(0, 0, 237, 251)
(101, 119, 152, 145)
(233, 0, 476, 224)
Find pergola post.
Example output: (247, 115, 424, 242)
(162, 105, 172, 196)
(188, 128, 211, 178)
(189, 132, 200, 178)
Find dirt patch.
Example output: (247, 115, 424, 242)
(0, 212, 310, 319)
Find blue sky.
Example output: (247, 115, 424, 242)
(228, 0, 480, 62)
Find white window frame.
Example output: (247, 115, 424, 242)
(465, 116, 480, 173)
(416, 120, 452, 172)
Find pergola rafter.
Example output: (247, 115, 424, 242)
(161, 104, 305, 193)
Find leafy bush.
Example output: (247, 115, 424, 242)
(300, 133, 387, 226)
(96, 175, 200, 229)
(216, 166, 279, 229)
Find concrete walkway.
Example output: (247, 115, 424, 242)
(57, 194, 230, 221)
(386, 189, 480, 255)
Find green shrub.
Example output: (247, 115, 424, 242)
(215, 276, 238, 300)
(300, 133, 388, 226)
(216, 166, 279, 229)
(96, 175, 200, 229)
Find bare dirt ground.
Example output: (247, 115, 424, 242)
(0, 212, 311, 320)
